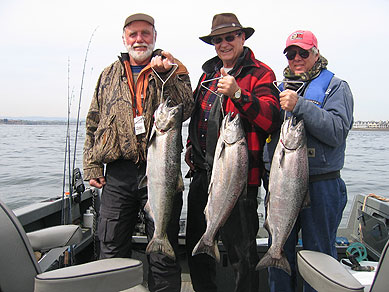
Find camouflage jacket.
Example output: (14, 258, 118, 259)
(83, 50, 193, 181)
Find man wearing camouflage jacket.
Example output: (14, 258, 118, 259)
(83, 13, 193, 292)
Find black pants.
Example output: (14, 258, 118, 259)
(186, 169, 259, 292)
(98, 159, 182, 292)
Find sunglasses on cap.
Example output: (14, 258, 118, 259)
(211, 31, 242, 45)
(285, 49, 310, 60)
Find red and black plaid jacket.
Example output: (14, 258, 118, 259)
(188, 47, 280, 186)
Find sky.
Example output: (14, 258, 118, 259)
(1, 0, 388, 121)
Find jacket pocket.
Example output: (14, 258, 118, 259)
(307, 136, 328, 168)
(93, 114, 121, 163)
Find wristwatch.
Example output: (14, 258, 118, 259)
(233, 88, 241, 100)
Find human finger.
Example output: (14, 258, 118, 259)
(161, 51, 174, 63)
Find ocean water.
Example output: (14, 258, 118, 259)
(0, 124, 388, 226)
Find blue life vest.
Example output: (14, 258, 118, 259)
(280, 69, 334, 108)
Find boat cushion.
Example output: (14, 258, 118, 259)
(297, 250, 364, 292)
(34, 258, 143, 292)
(27, 224, 82, 251)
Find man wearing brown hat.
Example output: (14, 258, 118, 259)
(184, 13, 280, 292)
(83, 13, 193, 292)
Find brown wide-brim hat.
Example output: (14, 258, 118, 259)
(200, 13, 255, 45)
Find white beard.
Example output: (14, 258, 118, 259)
(126, 42, 155, 63)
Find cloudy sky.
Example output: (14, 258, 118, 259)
(1, 0, 388, 121)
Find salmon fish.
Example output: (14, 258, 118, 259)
(140, 98, 184, 260)
(192, 112, 248, 262)
(256, 117, 309, 275)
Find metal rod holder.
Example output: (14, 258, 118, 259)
(151, 63, 179, 104)
(200, 76, 225, 118)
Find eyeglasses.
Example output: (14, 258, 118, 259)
(284, 49, 310, 60)
(211, 32, 242, 45)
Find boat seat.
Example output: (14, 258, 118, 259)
(27, 224, 83, 252)
(0, 199, 143, 292)
(34, 258, 143, 292)
(297, 239, 389, 292)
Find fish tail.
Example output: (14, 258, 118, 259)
(192, 236, 220, 262)
(146, 236, 175, 260)
(255, 251, 291, 276)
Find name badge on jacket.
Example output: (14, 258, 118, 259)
(134, 116, 146, 136)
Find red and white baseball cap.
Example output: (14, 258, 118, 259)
(284, 30, 318, 53)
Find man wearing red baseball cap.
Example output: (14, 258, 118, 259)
(261, 30, 354, 292)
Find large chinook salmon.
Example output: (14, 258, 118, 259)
(140, 98, 184, 260)
(256, 116, 309, 275)
(192, 112, 248, 262)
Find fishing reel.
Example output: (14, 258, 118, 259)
(72, 168, 85, 204)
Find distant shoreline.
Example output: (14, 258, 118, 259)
(0, 119, 83, 125)
(351, 127, 389, 131)
(1, 119, 387, 131)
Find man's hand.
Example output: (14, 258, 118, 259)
(280, 89, 299, 112)
(151, 51, 174, 73)
(217, 68, 240, 98)
(89, 177, 106, 189)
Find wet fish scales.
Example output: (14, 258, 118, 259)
(192, 112, 248, 262)
(141, 99, 184, 260)
(256, 117, 309, 275)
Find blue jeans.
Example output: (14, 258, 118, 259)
(267, 177, 347, 292)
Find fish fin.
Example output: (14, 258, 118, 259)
(278, 149, 285, 167)
(146, 235, 176, 260)
(263, 219, 271, 236)
(217, 141, 225, 160)
(203, 204, 208, 216)
(192, 236, 220, 262)
(256, 250, 291, 276)
(301, 189, 311, 209)
(208, 181, 213, 196)
(264, 191, 270, 207)
(143, 200, 153, 217)
(176, 171, 184, 192)
(148, 125, 157, 146)
(138, 175, 148, 189)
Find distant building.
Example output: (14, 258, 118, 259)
(353, 120, 389, 129)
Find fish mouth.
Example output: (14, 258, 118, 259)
(223, 112, 234, 129)
(222, 112, 245, 144)
(280, 117, 306, 150)
(154, 98, 183, 131)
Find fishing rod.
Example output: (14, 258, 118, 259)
(61, 58, 73, 225)
(70, 27, 98, 208)
(61, 28, 98, 266)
